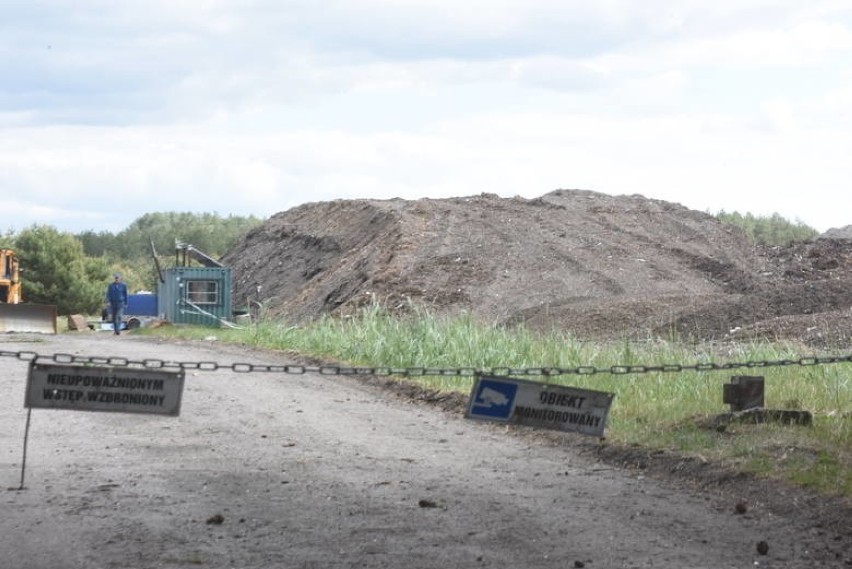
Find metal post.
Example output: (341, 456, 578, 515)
(16, 407, 32, 491)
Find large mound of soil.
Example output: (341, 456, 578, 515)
(223, 190, 852, 347)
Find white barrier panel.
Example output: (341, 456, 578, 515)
(466, 375, 614, 437)
(25, 362, 185, 416)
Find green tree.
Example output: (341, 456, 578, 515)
(72, 212, 264, 293)
(0, 229, 15, 249)
(105, 212, 263, 261)
(716, 211, 818, 245)
(77, 230, 121, 258)
(14, 225, 110, 314)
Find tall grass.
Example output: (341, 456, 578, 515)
(150, 304, 852, 497)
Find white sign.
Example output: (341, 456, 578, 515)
(466, 375, 614, 437)
(26, 362, 185, 416)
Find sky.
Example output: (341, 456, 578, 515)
(2, 1, 851, 234)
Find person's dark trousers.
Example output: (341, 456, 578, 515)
(110, 303, 124, 335)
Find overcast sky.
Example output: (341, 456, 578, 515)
(2, 1, 851, 234)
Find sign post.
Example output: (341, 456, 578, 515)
(466, 375, 615, 437)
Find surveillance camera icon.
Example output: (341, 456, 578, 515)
(469, 378, 518, 421)
(476, 387, 510, 408)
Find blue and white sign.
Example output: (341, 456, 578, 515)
(466, 375, 615, 437)
(467, 376, 519, 421)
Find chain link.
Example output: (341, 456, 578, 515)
(2, 349, 850, 377)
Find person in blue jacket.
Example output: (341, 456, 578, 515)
(106, 273, 128, 335)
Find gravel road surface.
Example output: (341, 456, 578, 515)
(1, 333, 847, 568)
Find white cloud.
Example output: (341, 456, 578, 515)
(1, 1, 851, 235)
(674, 20, 852, 67)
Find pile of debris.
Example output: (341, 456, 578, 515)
(223, 190, 852, 347)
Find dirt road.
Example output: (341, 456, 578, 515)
(1, 333, 848, 568)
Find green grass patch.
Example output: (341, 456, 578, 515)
(144, 304, 852, 498)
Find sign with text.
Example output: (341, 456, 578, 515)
(26, 362, 185, 416)
(466, 375, 614, 437)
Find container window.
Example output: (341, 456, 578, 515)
(186, 280, 219, 305)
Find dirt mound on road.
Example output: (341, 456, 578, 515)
(223, 190, 852, 347)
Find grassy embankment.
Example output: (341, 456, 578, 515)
(148, 305, 851, 499)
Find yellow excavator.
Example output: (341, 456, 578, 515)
(0, 249, 57, 334)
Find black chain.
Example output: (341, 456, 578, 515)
(3, 349, 851, 377)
